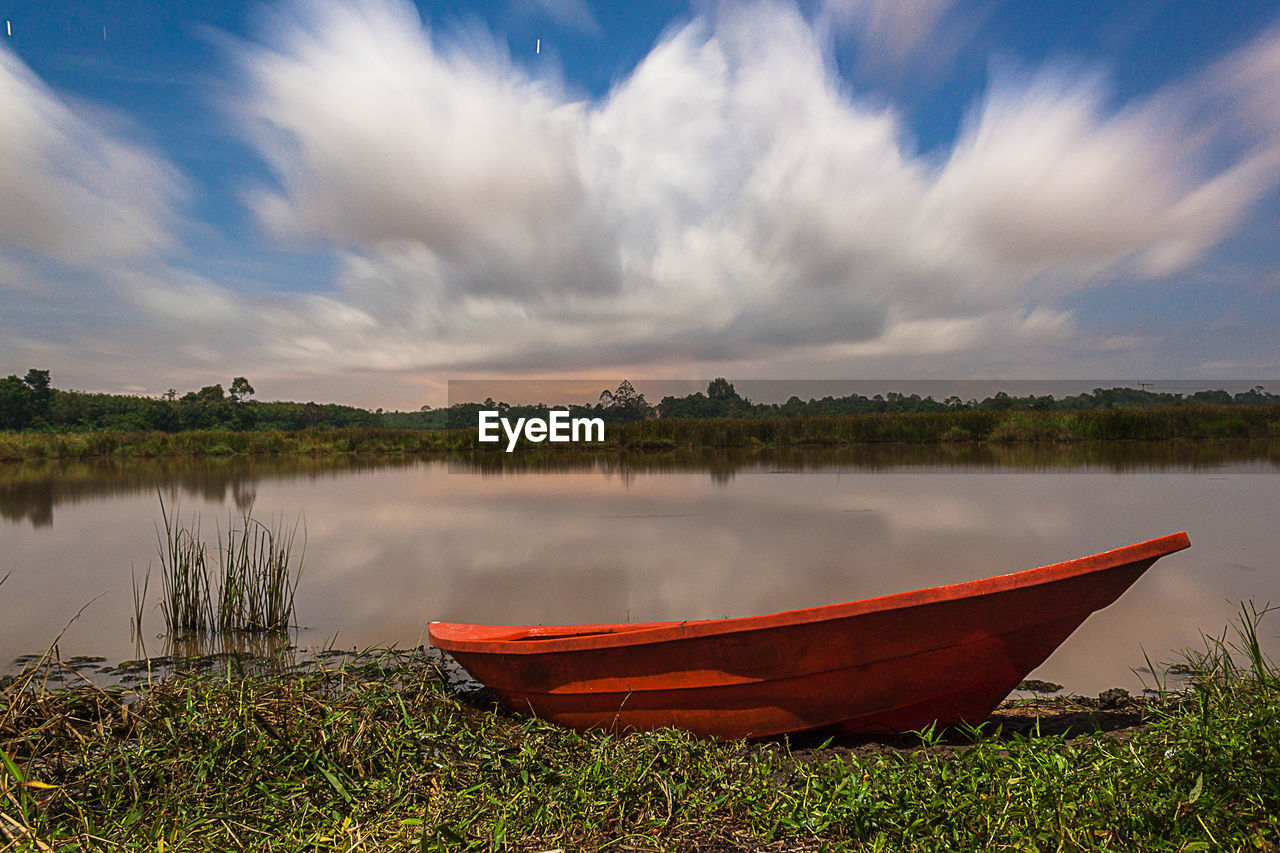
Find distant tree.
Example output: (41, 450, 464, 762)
(597, 380, 652, 422)
(228, 377, 255, 403)
(704, 378, 751, 417)
(181, 384, 226, 404)
(981, 391, 1015, 411)
(23, 368, 50, 395)
(1235, 386, 1275, 406)
(707, 378, 737, 400)
(164, 388, 177, 402)
(0, 368, 52, 429)
(22, 369, 51, 421)
(0, 375, 30, 429)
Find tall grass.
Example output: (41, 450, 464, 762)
(151, 493, 303, 636)
(155, 495, 212, 634)
(1173, 600, 1277, 689)
(212, 508, 304, 632)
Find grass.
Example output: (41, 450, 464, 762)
(1, 608, 1277, 851)
(212, 508, 304, 634)
(0, 427, 471, 461)
(607, 405, 1280, 449)
(0, 404, 1277, 461)
(150, 494, 303, 636)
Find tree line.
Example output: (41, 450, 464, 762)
(2, 370, 1276, 434)
(383, 380, 656, 430)
(383, 378, 1280, 429)
(652, 380, 1280, 420)
(0, 371, 379, 432)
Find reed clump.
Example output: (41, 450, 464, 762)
(152, 494, 303, 636)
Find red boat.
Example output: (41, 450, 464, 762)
(429, 532, 1190, 740)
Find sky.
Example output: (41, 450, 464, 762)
(0, 0, 1278, 409)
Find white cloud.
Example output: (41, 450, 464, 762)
(1209, 24, 1280, 144)
(817, 0, 990, 86)
(238, 0, 616, 299)
(216, 0, 1279, 380)
(0, 44, 183, 265)
(819, 0, 961, 77)
(925, 69, 1245, 282)
(517, 0, 600, 34)
(6, 0, 1277, 406)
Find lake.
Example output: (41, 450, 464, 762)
(3, 443, 1277, 694)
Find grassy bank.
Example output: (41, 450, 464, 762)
(0, 427, 473, 461)
(610, 404, 1280, 449)
(3, 620, 1278, 851)
(0, 405, 1278, 460)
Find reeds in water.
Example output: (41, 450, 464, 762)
(212, 508, 304, 633)
(152, 492, 303, 636)
(156, 496, 211, 633)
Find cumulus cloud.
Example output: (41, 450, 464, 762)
(239, 0, 617, 299)
(216, 0, 1279, 378)
(0, 44, 183, 265)
(11, 0, 1264, 399)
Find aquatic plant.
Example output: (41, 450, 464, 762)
(211, 506, 304, 633)
(155, 494, 212, 634)
(151, 492, 303, 636)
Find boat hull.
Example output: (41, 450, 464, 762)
(430, 532, 1189, 740)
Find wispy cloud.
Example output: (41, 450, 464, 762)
(817, 0, 981, 83)
(209, 0, 1279, 379)
(3, 1, 1279, 406)
(0, 44, 184, 265)
(514, 0, 601, 35)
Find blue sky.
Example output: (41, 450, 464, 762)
(1, 0, 1277, 407)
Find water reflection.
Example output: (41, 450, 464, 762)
(5, 442, 1276, 529)
(451, 441, 1280, 480)
(2, 444, 1278, 695)
(0, 455, 422, 527)
(157, 630, 295, 663)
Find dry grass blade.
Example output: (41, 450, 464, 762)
(0, 810, 55, 852)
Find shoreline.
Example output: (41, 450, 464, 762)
(3, 640, 1276, 851)
(2, 644, 1154, 722)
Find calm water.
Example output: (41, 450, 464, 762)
(3, 444, 1278, 694)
